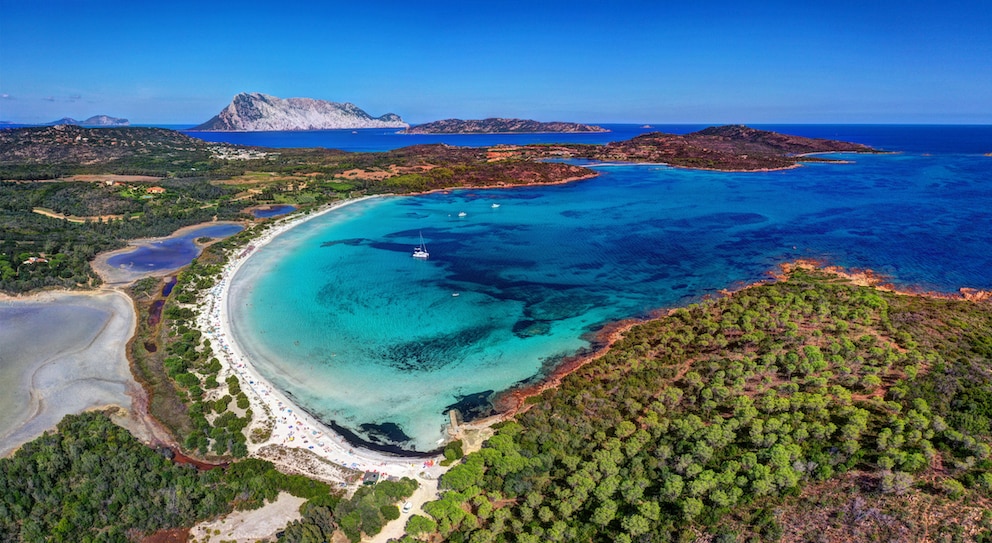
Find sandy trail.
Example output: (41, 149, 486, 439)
(188, 491, 306, 543)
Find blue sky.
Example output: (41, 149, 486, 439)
(1, 0, 990, 124)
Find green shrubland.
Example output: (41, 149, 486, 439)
(410, 268, 992, 542)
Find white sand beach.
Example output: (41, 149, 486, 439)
(194, 196, 452, 483)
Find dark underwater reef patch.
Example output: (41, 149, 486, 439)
(379, 324, 498, 372)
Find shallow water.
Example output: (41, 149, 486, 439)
(251, 205, 297, 218)
(0, 292, 136, 456)
(229, 150, 992, 452)
(106, 223, 244, 273)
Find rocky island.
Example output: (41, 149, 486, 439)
(3, 123, 992, 543)
(46, 115, 129, 127)
(485, 124, 879, 171)
(402, 117, 608, 134)
(192, 92, 408, 131)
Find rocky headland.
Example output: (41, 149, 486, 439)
(590, 124, 877, 169)
(402, 117, 608, 134)
(482, 124, 880, 171)
(192, 92, 408, 131)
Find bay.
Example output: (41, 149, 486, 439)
(228, 127, 992, 452)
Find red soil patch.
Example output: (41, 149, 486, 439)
(138, 527, 189, 543)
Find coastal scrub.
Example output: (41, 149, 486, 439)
(409, 268, 992, 542)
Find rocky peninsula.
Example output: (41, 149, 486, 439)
(402, 117, 607, 134)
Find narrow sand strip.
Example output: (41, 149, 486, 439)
(195, 196, 450, 481)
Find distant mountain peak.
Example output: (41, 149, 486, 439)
(192, 93, 408, 131)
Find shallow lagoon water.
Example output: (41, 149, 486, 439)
(251, 205, 297, 218)
(230, 150, 992, 452)
(107, 223, 244, 272)
(0, 292, 137, 457)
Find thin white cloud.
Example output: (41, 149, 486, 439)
(1, 93, 11, 99)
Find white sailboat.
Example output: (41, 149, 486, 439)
(412, 232, 429, 259)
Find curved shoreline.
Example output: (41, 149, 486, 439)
(197, 196, 455, 477)
(192, 159, 992, 465)
(490, 258, 991, 419)
(0, 289, 155, 457)
(401, 171, 601, 197)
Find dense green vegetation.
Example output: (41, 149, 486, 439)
(0, 126, 591, 294)
(405, 269, 992, 542)
(0, 178, 249, 293)
(279, 477, 418, 543)
(128, 229, 266, 457)
(0, 412, 333, 543)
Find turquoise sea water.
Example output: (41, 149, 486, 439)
(229, 147, 992, 453)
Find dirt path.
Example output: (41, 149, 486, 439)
(32, 207, 124, 223)
(188, 491, 306, 543)
(366, 474, 440, 543)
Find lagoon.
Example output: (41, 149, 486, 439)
(95, 223, 244, 284)
(229, 142, 992, 452)
(251, 205, 297, 219)
(0, 291, 138, 457)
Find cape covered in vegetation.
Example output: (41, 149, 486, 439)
(399, 267, 992, 542)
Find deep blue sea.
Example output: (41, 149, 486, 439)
(177, 123, 992, 155)
(219, 125, 992, 452)
(7, 122, 990, 154)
